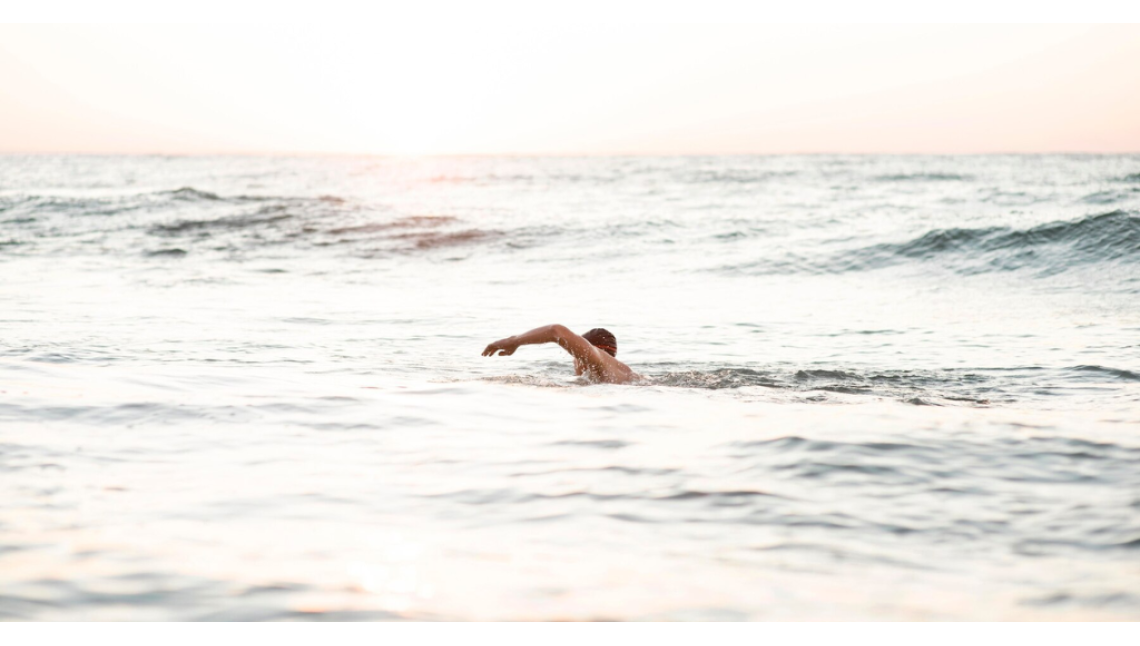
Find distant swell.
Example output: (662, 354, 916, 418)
(725, 210, 1140, 278)
(864, 210, 1140, 269)
(146, 248, 188, 258)
(165, 187, 222, 201)
(874, 173, 971, 182)
(150, 209, 293, 235)
(1070, 365, 1140, 382)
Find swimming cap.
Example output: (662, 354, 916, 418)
(582, 328, 617, 357)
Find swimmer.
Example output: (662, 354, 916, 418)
(482, 324, 639, 384)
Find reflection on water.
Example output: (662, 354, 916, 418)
(1, 155, 1138, 620)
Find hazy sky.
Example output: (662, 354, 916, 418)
(2, 23, 1138, 155)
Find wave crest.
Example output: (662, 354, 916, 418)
(868, 210, 1140, 268)
(721, 210, 1140, 278)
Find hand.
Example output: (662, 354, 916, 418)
(482, 337, 519, 357)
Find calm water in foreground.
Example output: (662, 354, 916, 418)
(1, 155, 1138, 620)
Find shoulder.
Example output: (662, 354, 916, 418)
(586, 355, 638, 384)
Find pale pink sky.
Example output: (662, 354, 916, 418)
(1, 23, 1138, 155)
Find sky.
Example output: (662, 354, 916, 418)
(1, 23, 1139, 155)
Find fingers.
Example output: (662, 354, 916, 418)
(483, 343, 508, 357)
(483, 340, 518, 357)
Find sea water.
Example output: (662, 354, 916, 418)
(1, 154, 1138, 620)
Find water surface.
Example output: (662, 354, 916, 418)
(1, 155, 1138, 620)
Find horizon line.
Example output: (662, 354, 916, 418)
(3, 150, 1139, 158)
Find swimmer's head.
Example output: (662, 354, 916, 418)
(583, 328, 617, 357)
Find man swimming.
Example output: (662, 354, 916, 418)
(482, 324, 639, 384)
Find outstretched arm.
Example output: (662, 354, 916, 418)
(483, 323, 608, 370)
(482, 324, 637, 384)
(482, 324, 591, 359)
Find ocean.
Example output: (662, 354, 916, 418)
(1, 154, 1138, 620)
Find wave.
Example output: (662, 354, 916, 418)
(1069, 365, 1140, 382)
(145, 248, 188, 258)
(870, 209, 1139, 266)
(149, 208, 294, 236)
(390, 228, 499, 250)
(326, 216, 458, 236)
(164, 187, 222, 201)
(874, 173, 972, 182)
(680, 169, 799, 184)
(642, 367, 997, 405)
(724, 210, 1139, 277)
(1079, 189, 1138, 205)
(0, 187, 346, 221)
(322, 215, 499, 253)
(0, 193, 145, 218)
(144, 203, 502, 259)
(161, 187, 345, 204)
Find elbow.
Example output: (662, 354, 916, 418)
(549, 324, 571, 339)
